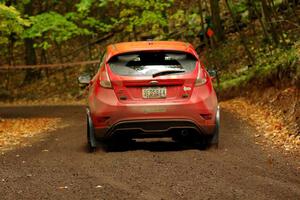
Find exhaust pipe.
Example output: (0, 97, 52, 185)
(181, 129, 189, 137)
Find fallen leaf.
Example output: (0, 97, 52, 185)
(58, 186, 68, 189)
(0, 118, 63, 152)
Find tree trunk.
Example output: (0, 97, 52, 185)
(209, 0, 224, 41)
(247, 0, 256, 35)
(247, 0, 256, 20)
(24, 38, 37, 65)
(56, 43, 67, 82)
(261, 0, 280, 46)
(267, 0, 287, 46)
(24, 0, 36, 66)
(199, 0, 209, 48)
(23, 0, 39, 84)
(8, 36, 15, 66)
(225, 0, 255, 65)
(40, 49, 50, 80)
(5, 39, 14, 90)
(252, 0, 271, 43)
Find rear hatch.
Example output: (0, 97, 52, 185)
(107, 51, 198, 103)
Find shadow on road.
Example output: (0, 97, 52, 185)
(87, 139, 211, 153)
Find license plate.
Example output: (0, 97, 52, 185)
(142, 87, 167, 99)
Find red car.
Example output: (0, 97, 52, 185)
(79, 41, 219, 151)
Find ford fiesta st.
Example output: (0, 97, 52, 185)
(79, 41, 219, 151)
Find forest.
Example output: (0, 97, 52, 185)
(0, 0, 300, 97)
(0, 2, 299, 195)
(0, 0, 299, 100)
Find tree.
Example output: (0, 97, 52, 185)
(209, 0, 224, 41)
(0, 3, 30, 65)
(261, 0, 280, 46)
(225, 0, 255, 65)
(23, 0, 36, 66)
(23, 0, 38, 83)
(23, 11, 91, 50)
(22, 11, 91, 81)
(108, 0, 173, 40)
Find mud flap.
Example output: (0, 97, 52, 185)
(86, 108, 97, 150)
(211, 105, 220, 147)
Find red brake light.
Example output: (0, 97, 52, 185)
(99, 64, 112, 88)
(195, 65, 207, 86)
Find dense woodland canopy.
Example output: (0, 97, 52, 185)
(0, 0, 299, 94)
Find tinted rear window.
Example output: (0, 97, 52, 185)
(108, 51, 197, 76)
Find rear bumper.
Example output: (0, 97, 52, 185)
(94, 118, 215, 140)
(89, 84, 218, 140)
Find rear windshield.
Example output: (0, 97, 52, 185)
(108, 51, 197, 76)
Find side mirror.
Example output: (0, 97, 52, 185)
(207, 69, 217, 79)
(78, 74, 91, 85)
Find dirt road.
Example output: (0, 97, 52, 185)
(0, 106, 299, 200)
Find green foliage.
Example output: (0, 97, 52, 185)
(82, 17, 113, 33)
(254, 46, 298, 77)
(113, 0, 172, 10)
(228, 0, 247, 14)
(219, 45, 299, 91)
(67, 0, 173, 37)
(0, 4, 30, 44)
(66, 0, 113, 34)
(109, 0, 173, 38)
(169, 10, 202, 37)
(22, 11, 91, 49)
(76, 0, 94, 14)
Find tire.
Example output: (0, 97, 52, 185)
(210, 105, 220, 148)
(87, 109, 97, 153)
(197, 137, 210, 150)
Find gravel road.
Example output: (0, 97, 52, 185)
(0, 106, 299, 200)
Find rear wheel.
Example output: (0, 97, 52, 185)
(87, 110, 97, 153)
(197, 106, 220, 150)
(209, 106, 220, 149)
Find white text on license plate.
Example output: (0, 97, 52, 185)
(142, 87, 167, 99)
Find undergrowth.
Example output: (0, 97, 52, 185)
(217, 41, 300, 91)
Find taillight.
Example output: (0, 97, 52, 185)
(99, 64, 112, 88)
(195, 65, 207, 86)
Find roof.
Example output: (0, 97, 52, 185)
(106, 41, 198, 61)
